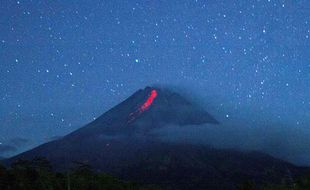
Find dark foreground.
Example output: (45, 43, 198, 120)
(1, 157, 310, 190)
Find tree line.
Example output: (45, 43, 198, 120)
(0, 157, 160, 190)
(0, 157, 309, 190)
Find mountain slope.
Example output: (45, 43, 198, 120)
(4, 86, 309, 189)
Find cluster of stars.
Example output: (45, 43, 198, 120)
(0, 0, 309, 145)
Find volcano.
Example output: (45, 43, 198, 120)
(67, 86, 219, 138)
(4, 87, 309, 189)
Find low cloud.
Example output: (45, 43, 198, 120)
(46, 136, 63, 141)
(8, 137, 30, 146)
(150, 123, 310, 166)
(0, 144, 17, 153)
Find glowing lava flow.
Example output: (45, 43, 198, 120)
(139, 89, 158, 112)
(127, 89, 158, 123)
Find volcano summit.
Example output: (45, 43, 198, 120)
(65, 86, 219, 138)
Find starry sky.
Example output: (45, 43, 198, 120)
(0, 0, 309, 157)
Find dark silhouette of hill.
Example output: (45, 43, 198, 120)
(4, 86, 310, 189)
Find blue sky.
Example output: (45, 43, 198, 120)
(0, 0, 309, 159)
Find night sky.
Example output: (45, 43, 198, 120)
(0, 1, 309, 158)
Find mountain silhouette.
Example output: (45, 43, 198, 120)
(4, 87, 309, 189)
(66, 86, 219, 138)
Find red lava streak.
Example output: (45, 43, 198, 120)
(127, 89, 158, 123)
(139, 90, 157, 112)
